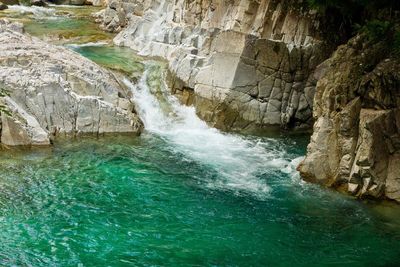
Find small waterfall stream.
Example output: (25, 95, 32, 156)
(124, 62, 301, 199)
(1, 5, 400, 267)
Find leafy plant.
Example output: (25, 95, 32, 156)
(19, 0, 32, 6)
(306, 0, 356, 15)
(393, 30, 400, 57)
(362, 20, 392, 41)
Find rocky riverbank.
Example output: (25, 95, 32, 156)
(0, 19, 143, 146)
(95, 0, 331, 132)
(94, 0, 400, 203)
(1, 1, 400, 203)
(298, 34, 400, 202)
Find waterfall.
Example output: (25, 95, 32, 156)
(7, 5, 57, 18)
(124, 62, 298, 199)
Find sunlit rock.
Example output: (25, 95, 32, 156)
(298, 35, 400, 203)
(95, 0, 329, 132)
(0, 20, 143, 146)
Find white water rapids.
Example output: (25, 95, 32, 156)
(7, 5, 57, 18)
(124, 62, 303, 199)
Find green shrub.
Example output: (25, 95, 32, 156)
(306, 0, 356, 15)
(363, 20, 392, 42)
(393, 30, 400, 57)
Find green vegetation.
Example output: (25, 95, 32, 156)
(361, 20, 392, 41)
(306, 0, 400, 15)
(306, 0, 400, 56)
(306, 0, 359, 16)
(357, 20, 400, 57)
(19, 0, 33, 6)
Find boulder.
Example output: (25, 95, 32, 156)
(0, 2, 7, 10)
(30, 0, 47, 6)
(298, 34, 400, 202)
(0, 20, 143, 146)
(69, 0, 86, 5)
(86, 0, 104, 6)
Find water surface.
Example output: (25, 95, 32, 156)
(0, 5, 400, 267)
(1, 135, 400, 266)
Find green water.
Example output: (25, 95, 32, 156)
(1, 136, 400, 266)
(71, 45, 145, 77)
(0, 5, 113, 44)
(0, 5, 400, 267)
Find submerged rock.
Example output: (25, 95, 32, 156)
(298, 35, 400, 203)
(86, 0, 105, 6)
(0, 20, 143, 146)
(96, 0, 330, 132)
(0, 2, 7, 10)
(30, 0, 48, 6)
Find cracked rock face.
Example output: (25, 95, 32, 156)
(97, 0, 329, 132)
(0, 20, 143, 146)
(298, 35, 400, 203)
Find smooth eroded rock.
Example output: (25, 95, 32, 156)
(97, 0, 330, 132)
(0, 19, 143, 146)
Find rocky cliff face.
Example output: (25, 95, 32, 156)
(0, 20, 143, 146)
(298, 34, 400, 203)
(96, 0, 329, 131)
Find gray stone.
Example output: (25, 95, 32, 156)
(298, 34, 400, 202)
(96, 0, 329, 132)
(0, 20, 143, 146)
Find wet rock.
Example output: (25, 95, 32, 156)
(86, 0, 105, 6)
(30, 0, 47, 6)
(0, 2, 7, 10)
(0, 20, 143, 146)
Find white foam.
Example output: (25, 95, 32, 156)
(281, 156, 304, 178)
(47, 4, 82, 8)
(124, 62, 301, 199)
(8, 5, 57, 18)
(66, 42, 109, 49)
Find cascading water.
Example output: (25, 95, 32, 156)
(7, 5, 57, 18)
(1, 7, 400, 266)
(124, 62, 301, 199)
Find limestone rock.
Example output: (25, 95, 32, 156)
(298, 34, 400, 203)
(0, 20, 143, 146)
(96, 0, 330, 132)
(91, 0, 105, 6)
(94, 0, 133, 32)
